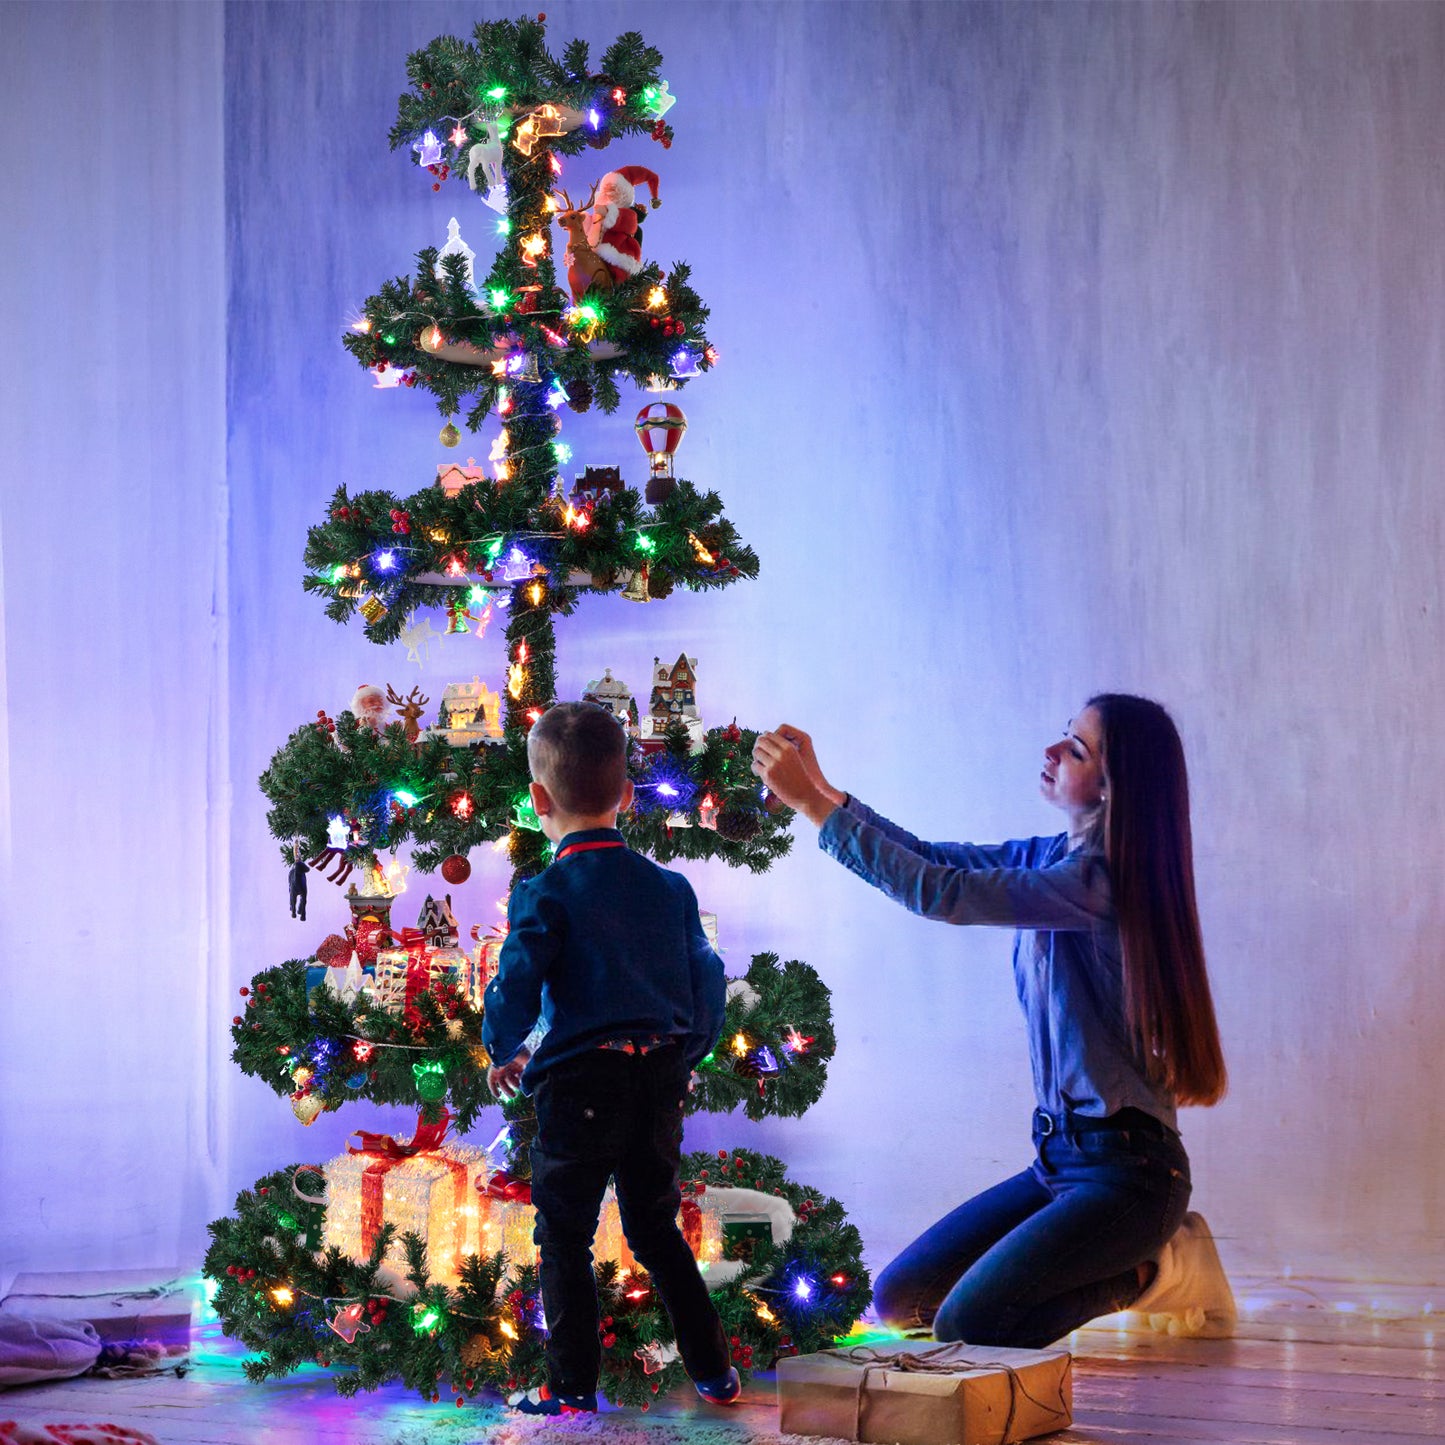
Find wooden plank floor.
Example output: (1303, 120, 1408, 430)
(3, 1289, 1441, 1444)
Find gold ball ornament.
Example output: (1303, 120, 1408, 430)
(440, 422, 462, 448)
(290, 1093, 325, 1126)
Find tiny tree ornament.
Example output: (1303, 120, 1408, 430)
(634, 402, 687, 504)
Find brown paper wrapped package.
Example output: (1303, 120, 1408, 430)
(777, 1340, 1073, 1445)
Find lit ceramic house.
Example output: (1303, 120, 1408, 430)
(417, 893, 460, 950)
(640, 653, 704, 751)
(436, 458, 487, 497)
(582, 667, 638, 728)
(570, 465, 624, 505)
(429, 676, 503, 745)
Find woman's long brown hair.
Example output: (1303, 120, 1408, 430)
(1088, 694, 1227, 1107)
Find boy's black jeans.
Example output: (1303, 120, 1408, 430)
(529, 1043, 729, 1396)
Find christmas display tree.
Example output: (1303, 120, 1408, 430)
(204, 15, 868, 1409)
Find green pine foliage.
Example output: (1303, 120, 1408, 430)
(259, 712, 790, 879)
(691, 954, 837, 1120)
(231, 950, 834, 1135)
(304, 479, 756, 646)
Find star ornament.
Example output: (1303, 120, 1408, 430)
(413, 129, 445, 167)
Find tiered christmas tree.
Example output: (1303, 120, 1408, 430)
(205, 15, 868, 1409)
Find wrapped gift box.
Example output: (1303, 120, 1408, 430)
(322, 1143, 490, 1288)
(777, 1340, 1072, 1445)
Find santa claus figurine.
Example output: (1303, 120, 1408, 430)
(350, 683, 388, 731)
(583, 165, 661, 285)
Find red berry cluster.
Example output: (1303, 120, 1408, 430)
(649, 316, 686, 337)
(365, 1296, 391, 1329)
(729, 1333, 754, 1368)
(315, 709, 337, 736)
(226, 1264, 258, 1282)
(426, 161, 450, 192)
(390, 507, 412, 535)
(651, 121, 673, 149)
(332, 503, 358, 522)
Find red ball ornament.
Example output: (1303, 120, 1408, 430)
(441, 854, 471, 885)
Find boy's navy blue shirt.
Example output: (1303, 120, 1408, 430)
(481, 827, 726, 1091)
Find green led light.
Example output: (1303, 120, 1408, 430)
(486, 86, 507, 100)
(512, 792, 542, 832)
(393, 788, 419, 808)
(489, 288, 510, 310)
(411, 1303, 443, 1335)
(553, 442, 572, 464)
(383, 334, 396, 345)
(573, 301, 602, 326)
(635, 534, 656, 554)
(496, 218, 511, 236)
(468, 585, 491, 605)
(486, 537, 505, 562)
(329, 564, 348, 583)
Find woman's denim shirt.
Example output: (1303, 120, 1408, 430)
(819, 797, 1178, 1131)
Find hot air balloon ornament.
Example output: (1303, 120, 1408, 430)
(634, 402, 687, 504)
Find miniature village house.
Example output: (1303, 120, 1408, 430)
(436, 458, 487, 497)
(639, 653, 705, 751)
(570, 465, 624, 506)
(430, 676, 503, 744)
(582, 667, 638, 727)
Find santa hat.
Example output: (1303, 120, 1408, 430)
(608, 165, 661, 211)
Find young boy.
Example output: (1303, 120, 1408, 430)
(482, 701, 739, 1415)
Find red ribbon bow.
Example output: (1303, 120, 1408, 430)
(348, 1109, 451, 1160)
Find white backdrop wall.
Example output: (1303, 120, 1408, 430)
(0, 0, 227, 1291)
(3, 0, 1444, 1293)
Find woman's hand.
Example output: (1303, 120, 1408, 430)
(752, 725, 845, 827)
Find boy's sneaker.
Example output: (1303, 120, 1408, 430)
(505, 1384, 598, 1416)
(694, 1365, 742, 1405)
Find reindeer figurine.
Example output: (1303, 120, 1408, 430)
(386, 684, 430, 744)
(552, 184, 614, 304)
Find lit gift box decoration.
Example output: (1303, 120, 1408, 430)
(321, 1137, 491, 1289)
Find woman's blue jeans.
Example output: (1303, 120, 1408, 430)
(873, 1112, 1191, 1349)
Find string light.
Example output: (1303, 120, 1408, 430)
(647, 286, 668, 310)
(375, 550, 397, 571)
(351, 317, 372, 333)
(527, 581, 545, 605)
(732, 1033, 749, 1056)
(272, 1286, 295, 1306)
(393, 788, 419, 808)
